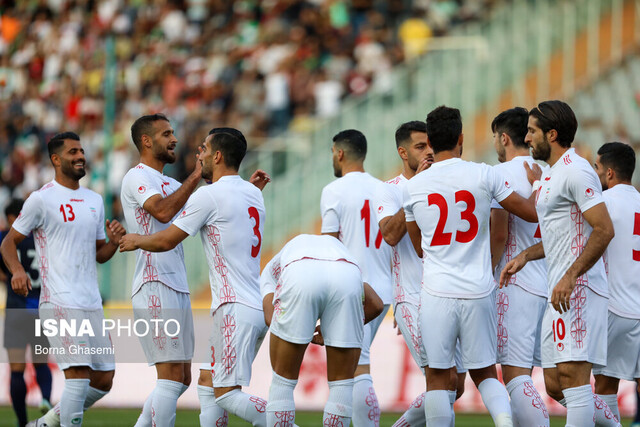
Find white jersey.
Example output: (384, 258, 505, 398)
(403, 158, 512, 298)
(173, 175, 265, 314)
(376, 174, 422, 306)
(320, 171, 393, 303)
(536, 148, 608, 297)
(121, 163, 189, 296)
(261, 234, 360, 297)
(602, 184, 640, 318)
(12, 180, 106, 309)
(491, 156, 548, 298)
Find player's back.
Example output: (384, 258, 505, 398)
(603, 184, 640, 318)
(321, 172, 392, 303)
(404, 158, 512, 298)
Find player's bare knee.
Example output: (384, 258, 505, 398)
(198, 369, 213, 387)
(214, 385, 241, 399)
(182, 367, 192, 387)
(593, 375, 619, 395)
(90, 370, 114, 392)
(469, 365, 497, 387)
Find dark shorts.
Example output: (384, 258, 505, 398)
(3, 308, 50, 349)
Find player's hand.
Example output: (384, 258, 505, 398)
(119, 233, 140, 252)
(11, 269, 31, 297)
(250, 170, 271, 191)
(106, 219, 126, 245)
(524, 162, 542, 184)
(311, 325, 324, 346)
(416, 155, 434, 174)
(196, 147, 209, 184)
(551, 274, 576, 314)
(499, 251, 527, 288)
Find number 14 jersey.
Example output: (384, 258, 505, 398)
(403, 158, 512, 298)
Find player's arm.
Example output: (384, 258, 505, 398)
(550, 203, 614, 313)
(490, 208, 508, 271)
(262, 293, 274, 326)
(499, 242, 545, 288)
(405, 220, 423, 259)
(96, 219, 127, 263)
(379, 209, 407, 246)
(363, 282, 384, 324)
(119, 225, 189, 253)
(498, 191, 538, 223)
(322, 232, 339, 239)
(0, 228, 30, 296)
(142, 165, 202, 224)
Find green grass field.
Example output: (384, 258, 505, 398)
(1, 407, 633, 427)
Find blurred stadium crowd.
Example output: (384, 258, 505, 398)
(0, 0, 496, 225)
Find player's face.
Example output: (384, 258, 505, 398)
(150, 120, 177, 164)
(493, 132, 506, 163)
(58, 139, 86, 181)
(594, 155, 608, 190)
(331, 144, 342, 177)
(526, 117, 551, 161)
(199, 135, 214, 181)
(405, 131, 432, 171)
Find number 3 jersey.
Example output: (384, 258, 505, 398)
(172, 175, 265, 314)
(403, 158, 512, 298)
(12, 180, 106, 309)
(320, 171, 393, 304)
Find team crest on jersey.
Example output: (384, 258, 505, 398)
(557, 343, 564, 352)
(585, 188, 595, 198)
(138, 186, 146, 194)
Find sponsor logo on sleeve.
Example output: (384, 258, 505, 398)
(378, 206, 383, 213)
(585, 188, 595, 198)
(138, 186, 146, 194)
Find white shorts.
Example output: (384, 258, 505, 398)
(541, 285, 608, 368)
(395, 301, 467, 373)
(496, 286, 546, 368)
(132, 281, 194, 365)
(359, 304, 390, 365)
(208, 303, 267, 388)
(271, 259, 364, 348)
(421, 291, 497, 370)
(39, 303, 115, 371)
(592, 311, 640, 381)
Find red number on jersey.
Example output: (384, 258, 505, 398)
(552, 319, 566, 342)
(534, 224, 541, 239)
(428, 193, 452, 246)
(360, 200, 383, 249)
(59, 204, 75, 222)
(633, 213, 640, 261)
(428, 191, 479, 246)
(248, 207, 262, 258)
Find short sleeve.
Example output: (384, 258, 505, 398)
(375, 182, 401, 222)
(260, 251, 282, 298)
(320, 185, 341, 233)
(486, 165, 513, 203)
(172, 189, 215, 236)
(402, 185, 415, 222)
(96, 199, 106, 240)
(566, 166, 604, 213)
(12, 192, 44, 237)
(122, 169, 162, 208)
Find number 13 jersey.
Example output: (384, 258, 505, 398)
(403, 158, 512, 298)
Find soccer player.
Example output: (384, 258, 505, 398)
(1, 132, 125, 427)
(376, 121, 466, 426)
(120, 128, 270, 427)
(404, 106, 538, 427)
(320, 129, 393, 427)
(260, 234, 384, 427)
(1, 199, 52, 427)
(489, 108, 550, 426)
(500, 101, 616, 427)
(592, 142, 640, 425)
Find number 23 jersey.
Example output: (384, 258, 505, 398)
(403, 158, 512, 298)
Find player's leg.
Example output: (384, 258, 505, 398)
(593, 376, 621, 426)
(8, 350, 28, 427)
(197, 367, 228, 427)
(29, 310, 53, 413)
(59, 366, 91, 426)
(325, 346, 360, 427)
(557, 361, 595, 427)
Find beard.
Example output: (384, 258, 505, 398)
(332, 158, 342, 177)
(61, 159, 86, 181)
(153, 143, 176, 164)
(531, 138, 551, 161)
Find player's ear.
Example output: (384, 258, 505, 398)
(337, 148, 345, 162)
(397, 146, 408, 161)
(501, 132, 508, 147)
(546, 129, 558, 144)
(141, 134, 152, 149)
(213, 150, 223, 164)
(50, 153, 61, 167)
(458, 133, 464, 145)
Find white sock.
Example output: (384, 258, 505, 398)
(216, 389, 267, 427)
(60, 378, 90, 427)
(198, 385, 227, 427)
(448, 390, 457, 427)
(352, 374, 380, 426)
(266, 372, 297, 427)
(324, 378, 353, 427)
(134, 391, 154, 427)
(424, 390, 451, 427)
(563, 385, 595, 427)
(594, 394, 621, 426)
(151, 380, 183, 427)
(477, 378, 513, 427)
(83, 386, 108, 411)
(393, 392, 425, 427)
(505, 375, 549, 427)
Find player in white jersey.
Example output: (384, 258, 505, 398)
(260, 234, 384, 427)
(489, 108, 550, 427)
(1, 132, 125, 427)
(120, 128, 270, 427)
(404, 106, 539, 427)
(120, 113, 204, 427)
(591, 142, 640, 425)
(320, 129, 392, 427)
(500, 101, 617, 427)
(376, 121, 466, 427)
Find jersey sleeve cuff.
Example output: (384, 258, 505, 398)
(10, 224, 30, 238)
(579, 198, 605, 215)
(172, 221, 198, 237)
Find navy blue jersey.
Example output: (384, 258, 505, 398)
(0, 229, 40, 309)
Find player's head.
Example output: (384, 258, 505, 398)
(130, 113, 177, 164)
(4, 198, 23, 225)
(395, 121, 432, 173)
(491, 107, 529, 163)
(200, 127, 247, 180)
(594, 142, 636, 190)
(331, 129, 367, 177)
(48, 132, 86, 181)
(425, 106, 463, 155)
(527, 100, 577, 161)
